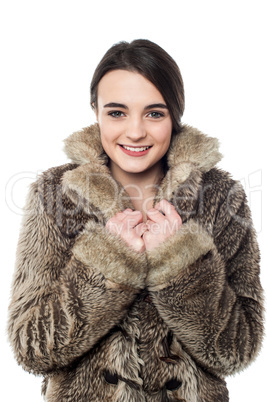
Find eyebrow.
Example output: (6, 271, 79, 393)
(103, 102, 168, 110)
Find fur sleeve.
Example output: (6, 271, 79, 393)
(72, 220, 147, 289)
(146, 178, 264, 377)
(7, 179, 145, 375)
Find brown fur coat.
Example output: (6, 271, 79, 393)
(8, 124, 264, 401)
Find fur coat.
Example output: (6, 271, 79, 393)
(8, 124, 264, 401)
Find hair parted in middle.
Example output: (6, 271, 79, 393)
(90, 39, 185, 134)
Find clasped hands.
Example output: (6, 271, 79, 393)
(106, 199, 182, 252)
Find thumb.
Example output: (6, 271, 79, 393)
(135, 222, 148, 237)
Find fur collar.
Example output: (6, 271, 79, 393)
(63, 123, 221, 171)
(62, 123, 222, 219)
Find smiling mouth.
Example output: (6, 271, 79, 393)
(120, 145, 152, 152)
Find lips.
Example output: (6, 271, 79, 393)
(119, 144, 152, 157)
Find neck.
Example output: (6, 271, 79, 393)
(109, 160, 165, 217)
(111, 160, 164, 191)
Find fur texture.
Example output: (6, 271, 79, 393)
(8, 124, 264, 401)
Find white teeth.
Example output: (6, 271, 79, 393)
(122, 145, 150, 152)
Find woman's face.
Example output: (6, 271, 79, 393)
(96, 70, 172, 177)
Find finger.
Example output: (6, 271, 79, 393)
(145, 219, 161, 235)
(146, 208, 166, 223)
(135, 222, 148, 237)
(105, 210, 130, 233)
(155, 200, 182, 222)
(156, 202, 183, 235)
(107, 210, 131, 223)
(110, 208, 134, 223)
(131, 237, 146, 253)
(114, 208, 133, 220)
(122, 208, 133, 214)
(123, 210, 143, 228)
(154, 199, 175, 215)
(142, 229, 154, 244)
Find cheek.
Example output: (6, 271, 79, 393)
(99, 116, 121, 141)
(99, 126, 120, 159)
(99, 124, 109, 151)
(100, 131, 111, 154)
(155, 121, 172, 147)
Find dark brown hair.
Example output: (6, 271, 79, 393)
(90, 39, 185, 134)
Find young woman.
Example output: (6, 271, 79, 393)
(8, 40, 264, 401)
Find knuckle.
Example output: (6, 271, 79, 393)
(177, 215, 182, 225)
(134, 238, 144, 252)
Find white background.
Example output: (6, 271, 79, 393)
(1, 0, 266, 400)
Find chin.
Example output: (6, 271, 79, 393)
(117, 163, 147, 174)
(124, 168, 147, 174)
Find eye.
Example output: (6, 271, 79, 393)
(147, 111, 165, 119)
(108, 111, 125, 118)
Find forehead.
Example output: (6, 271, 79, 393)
(97, 70, 165, 105)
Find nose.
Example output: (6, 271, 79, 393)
(125, 117, 146, 141)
